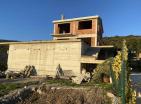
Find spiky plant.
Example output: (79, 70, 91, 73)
(110, 40, 136, 104)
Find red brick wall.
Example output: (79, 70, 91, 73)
(74, 19, 97, 35)
(53, 18, 104, 47)
(91, 37, 96, 47)
(54, 18, 98, 35)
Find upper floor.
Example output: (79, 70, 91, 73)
(52, 16, 103, 46)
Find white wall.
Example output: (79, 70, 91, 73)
(8, 41, 81, 76)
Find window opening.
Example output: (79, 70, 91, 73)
(58, 23, 70, 34)
(78, 20, 92, 30)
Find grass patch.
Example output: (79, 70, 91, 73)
(46, 79, 113, 91)
(0, 83, 24, 97)
(0, 78, 113, 97)
(46, 79, 79, 87)
(0, 81, 39, 97)
(94, 83, 112, 91)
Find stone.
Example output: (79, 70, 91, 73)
(55, 64, 64, 78)
(72, 70, 91, 84)
(83, 72, 91, 82)
(37, 89, 42, 95)
(72, 75, 84, 84)
(5, 65, 37, 79)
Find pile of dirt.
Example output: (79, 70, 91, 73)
(17, 86, 111, 104)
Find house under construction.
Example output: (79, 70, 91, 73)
(0, 16, 116, 77)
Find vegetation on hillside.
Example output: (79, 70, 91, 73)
(101, 35, 141, 72)
(101, 35, 141, 54)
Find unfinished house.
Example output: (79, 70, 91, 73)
(53, 16, 103, 47)
(0, 16, 116, 77)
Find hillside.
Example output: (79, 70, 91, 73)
(0, 39, 18, 42)
(101, 35, 141, 54)
(101, 35, 141, 72)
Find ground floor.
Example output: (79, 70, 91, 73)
(0, 39, 115, 77)
(7, 40, 82, 77)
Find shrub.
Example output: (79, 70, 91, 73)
(91, 58, 113, 83)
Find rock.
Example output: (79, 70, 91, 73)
(72, 69, 91, 84)
(5, 65, 37, 79)
(83, 72, 91, 82)
(72, 75, 84, 84)
(55, 64, 64, 78)
(36, 89, 42, 95)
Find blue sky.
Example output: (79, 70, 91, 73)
(0, 0, 141, 41)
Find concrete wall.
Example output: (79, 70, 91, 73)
(139, 53, 141, 59)
(8, 40, 81, 76)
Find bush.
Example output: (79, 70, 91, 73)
(91, 58, 112, 83)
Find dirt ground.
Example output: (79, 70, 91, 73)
(17, 87, 111, 104)
(0, 77, 112, 104)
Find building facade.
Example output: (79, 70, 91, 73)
(52, 16, 103, 47)
(0, 16, 115, 77)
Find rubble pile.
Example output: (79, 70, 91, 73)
(6, 65, 37, 79)
(17, 84, 111, 104)
(55, 65, 91, 84)
(72, 69, 91, 84)
(0, 83, 111, 104)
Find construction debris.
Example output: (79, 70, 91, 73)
(72, 69, 91, 84)
(6, 65, 37, 79)
(55, 64, 64, 78)
(21, 65, 37, 77)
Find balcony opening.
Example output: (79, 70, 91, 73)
(81, 38, 91, 46)
(98, 48, 117, 60)
(78, 20, 92, 30)
(58, 23, 70, 34)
